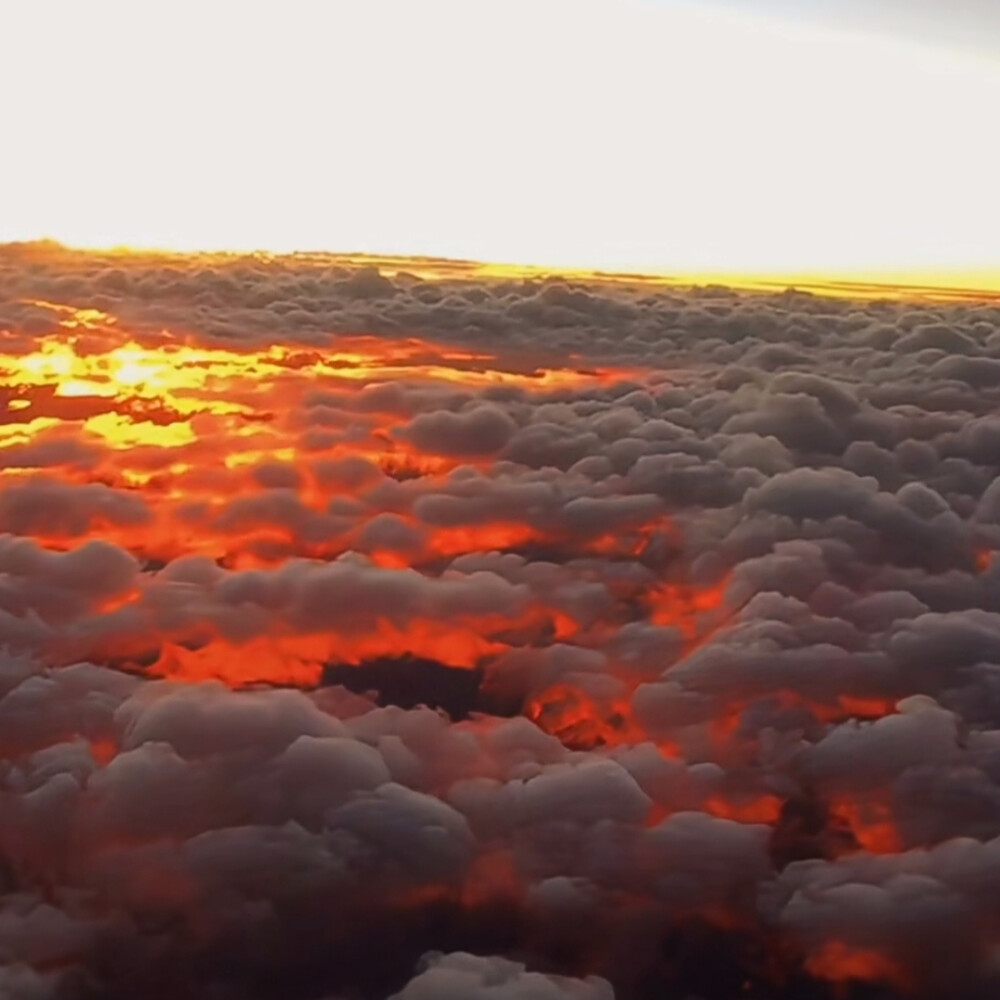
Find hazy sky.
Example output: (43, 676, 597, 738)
(708, 0, 1000, 59)
(2, 0, 999, 275)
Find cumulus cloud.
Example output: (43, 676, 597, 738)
(389, 952, 615, 1000)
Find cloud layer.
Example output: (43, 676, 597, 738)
(1, 242, 1000, 998)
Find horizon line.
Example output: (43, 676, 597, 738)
(5, 238, 1000, 305)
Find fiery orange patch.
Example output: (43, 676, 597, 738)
(828, 796, 903, 855)
(703, 793, 783, 825)
(648, 574, 733, 641)
(804, 940, 909, 990)
(527, 683, 641, 751)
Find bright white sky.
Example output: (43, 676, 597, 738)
(2, 0, 999, 275)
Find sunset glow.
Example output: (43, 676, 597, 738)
(4, 3, 1000, 998)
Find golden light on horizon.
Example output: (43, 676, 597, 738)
(13, 239, 1000, 304)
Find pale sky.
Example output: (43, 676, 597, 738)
(707, 0, 1000, 60)
(2, 0, 999, 275)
